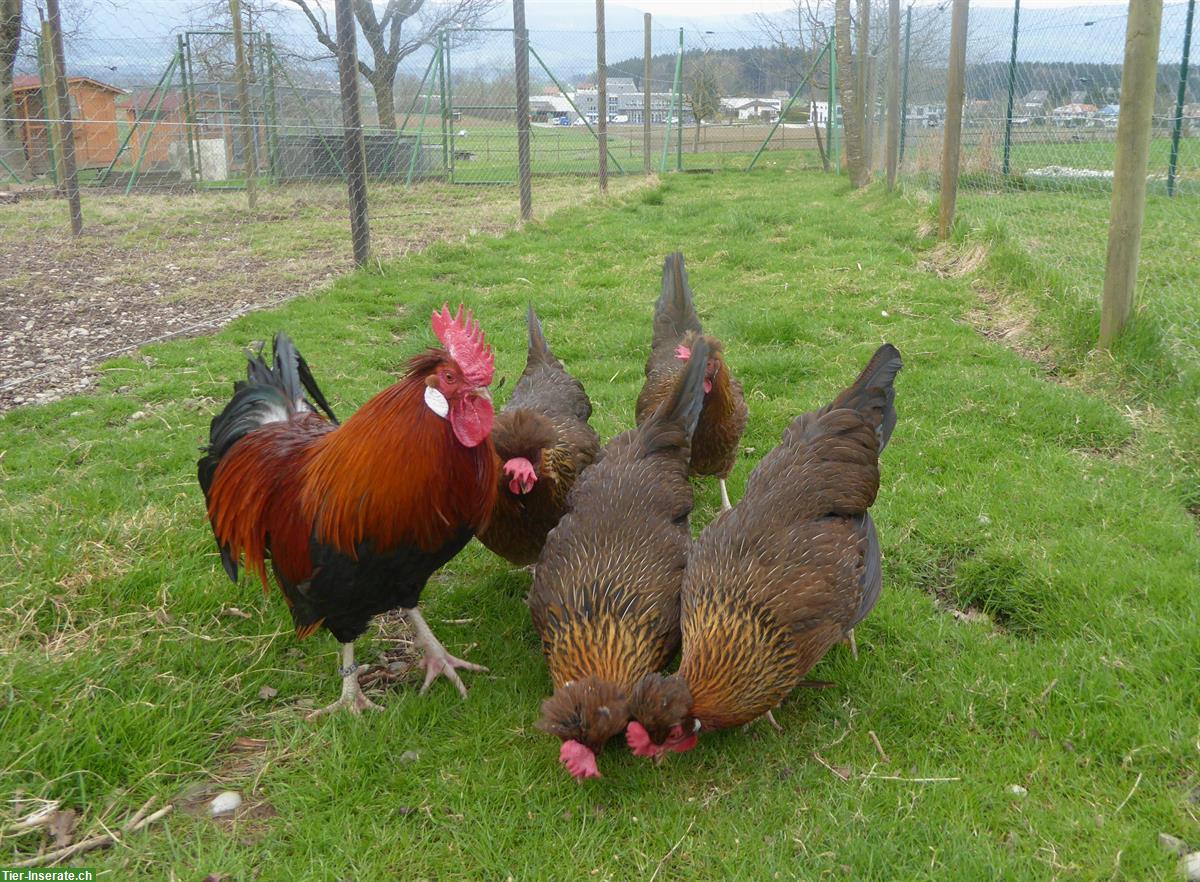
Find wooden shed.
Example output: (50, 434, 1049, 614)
(12, 75, 124, 172)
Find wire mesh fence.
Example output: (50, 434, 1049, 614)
(889, 1, 1199, 367)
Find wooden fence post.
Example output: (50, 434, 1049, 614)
(938, 0, 969, 239)
(334, 0, 371, 266)
(44, 0, 81, 235)
(229, 0, 257, 210)
(513, 0, 532, 220)
(885, 0, 900, 189)
(596, 0, 607, 192)
(1099, 0, 1164, 347)
(643, 13, 652, 175)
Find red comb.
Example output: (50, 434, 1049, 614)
(431, 303, 494, 387)
(674, 344, 691, 362)
(625, 721, 657, 757)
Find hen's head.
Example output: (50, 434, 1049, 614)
(673, 333, 722, 396)
(491, 410, 558, 497)
(626, 672, 698, 761)
(536, 676, 630, 781)
(424, 304, 495, 448)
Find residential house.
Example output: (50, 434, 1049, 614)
(1019, 90, 1049, 117)
(1050, 102, 1098, 125)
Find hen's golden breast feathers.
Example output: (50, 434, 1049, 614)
(677, 344, 902, 730)
(530, 341, 711, 770)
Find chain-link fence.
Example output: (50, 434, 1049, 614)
(888, 1, 1198, 366)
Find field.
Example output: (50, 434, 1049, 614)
(2, 169, 1199, 879)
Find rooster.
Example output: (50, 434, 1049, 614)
(529, 341, 711, 779)
(477, 307, 601, 566)
(626, 344, 902, 759)
(635, 253, 748, 512)
(197, 305, 498, 717)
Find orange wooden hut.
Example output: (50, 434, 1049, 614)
(12, 74, 124, 172)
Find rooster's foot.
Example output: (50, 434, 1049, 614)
(307, 644, 384, 720)
(406, 608, 488, 699)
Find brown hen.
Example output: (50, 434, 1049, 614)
(529, 340, 711, 779)
(635, 252, 748, 511)
(626, 344, 902, 758)
(478, 308, 601, 565)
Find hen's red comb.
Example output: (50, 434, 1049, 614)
(431, 303, 494, 387)
(674, 344, 691, 362)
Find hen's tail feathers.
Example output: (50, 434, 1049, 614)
(639, 337, 710, 457)
(526, 305, 558, 368)
(652, 252, 704, 348)
(827, 343, 902, 453)
(850, 513, 883, 629)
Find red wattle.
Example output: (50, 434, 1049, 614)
(450, 393, 494, 448)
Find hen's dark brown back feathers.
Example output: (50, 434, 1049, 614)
(635, 253, 748, 480)
(530, 341, 710, 747)
(677, 344, 902, 730)
(477, 309, 601, 565)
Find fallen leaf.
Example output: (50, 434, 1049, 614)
(221, 607, 252, 620)
(47, 809, 77, 848)
(258, 685, 278, 700)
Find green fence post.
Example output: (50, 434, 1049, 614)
(1168, 0, 1195, 197)
(899, 7, 911, 164)
(748, 39, 831, 171)
(1002, 0, 1021, 176)
(675, 27, 683, 172)
(406, 46, 440, 186)
(528, 44, 625, 173)
(126, 51, 179, 194)
(438, 31, 450, 178)
(96, 52, 177, 186)
(445, 30, 456, 183)
(829, 24, 839, 173)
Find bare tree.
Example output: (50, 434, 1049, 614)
(284, 0, 499, 130)
(686, 56, 720, 152)
(1, 0, 25, 179)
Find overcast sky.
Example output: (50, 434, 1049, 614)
(632, 0, 1132, 11)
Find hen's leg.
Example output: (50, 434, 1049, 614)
(307, 643, 383, 720)
(844, 629, 859, 660)
(405, 608, 488, 699)
(719, 479, 733, 512)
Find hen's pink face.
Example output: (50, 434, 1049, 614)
(560, 739, 601, 780)
(674, 344, 717, 395)
(626, 721, 698, 761)
(503, 456, 538, 495)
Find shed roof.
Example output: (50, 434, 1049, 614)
(13, 74, 124, 94)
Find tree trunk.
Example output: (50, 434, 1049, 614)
(856, 0, 872, 178)
(694, 119, 700, 152)
(371, 64, 398, 130)
(0, 0, 27, 180)
(836, 0, 867, 186)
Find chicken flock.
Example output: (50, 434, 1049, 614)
(198, 252, 901, 779)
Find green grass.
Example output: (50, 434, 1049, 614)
(2, 170, 1199, 879)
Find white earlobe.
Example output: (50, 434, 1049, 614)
(424, 385, 449, 418)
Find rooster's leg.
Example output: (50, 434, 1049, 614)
(306, 643, 383, 720)
(844, 629, 859, 660)
(405, 608, 488, 699)
(764, 710, 784, 732)
(719, 479, 733, 512)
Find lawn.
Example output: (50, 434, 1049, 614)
(2, 169, 1198, 879)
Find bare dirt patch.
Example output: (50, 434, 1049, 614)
(0, 177, 643, 409)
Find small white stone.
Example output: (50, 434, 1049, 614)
(1182, 852, 1200, 882)
(129, 411, 147, 421)
(1180, 854, 1200, 882)
(978, 514, 991, 525)
(399, 750, 419, 764)
(209, 791, 242, 817)
(1008, 785, 1028, 797)
(881, 310, 890, 317)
